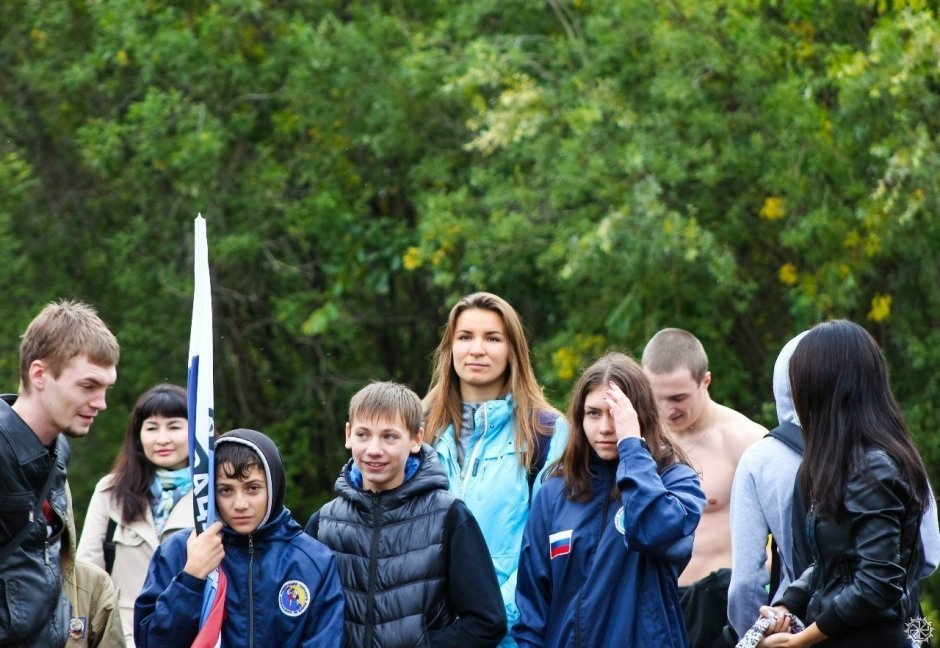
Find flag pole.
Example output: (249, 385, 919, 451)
(187, 214, 226, 647)
(187, 213, 216, 532)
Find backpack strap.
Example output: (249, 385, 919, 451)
(789, 469, 812, 580)
(764, 421, 804, 455)
(103, 518, 118, 575)
(764, 422, 805, 601)
(527, 411, 559, 499)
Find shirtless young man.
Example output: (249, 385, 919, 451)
(642, 328, 764, 648)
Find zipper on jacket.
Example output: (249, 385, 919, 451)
(460, 406, 488, 497)
(577, 470, 615, 646)
(807, 502, 822, 593)
(364, 492, 382, 647)
(248, 534, 255, 648)
(839, 560, 852, 585)
(599, 474, 613, 540)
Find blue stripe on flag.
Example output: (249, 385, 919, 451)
(187, 214, 223, 639)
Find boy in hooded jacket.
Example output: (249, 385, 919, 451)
(305, 381, 507, 647)
(134, 428, 344, 647)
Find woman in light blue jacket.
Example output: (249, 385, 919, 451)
(423, 292, 568, 647)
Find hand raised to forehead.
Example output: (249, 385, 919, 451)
(603, 382, 641, 442)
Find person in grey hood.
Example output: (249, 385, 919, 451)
(726, 331, 809, 640)
(727, 331, 940, 642)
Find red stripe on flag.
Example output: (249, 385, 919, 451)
(550, 544, 571, 559)
(191, 569, 227, 648)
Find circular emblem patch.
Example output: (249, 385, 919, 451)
(614, 506, 625, 535)
(278, 580, 311, 617)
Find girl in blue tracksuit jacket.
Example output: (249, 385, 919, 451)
(134, 428, 344, 648)
(514, 353, 705, 647)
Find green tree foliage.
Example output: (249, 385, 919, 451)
(1, 2, 939, 552)
(0, 0, 456, 516)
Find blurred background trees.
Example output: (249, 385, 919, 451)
(2, 0, 939, 601)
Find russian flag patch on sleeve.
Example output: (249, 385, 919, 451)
(549, 529, 573, 559)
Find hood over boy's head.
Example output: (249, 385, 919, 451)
(214, 428, 286, 528)
(772, 330, 810, 428)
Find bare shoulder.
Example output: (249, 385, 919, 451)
(713, 403, 767, 461)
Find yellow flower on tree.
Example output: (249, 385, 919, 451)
(868, 294, 892, 323)
(760, 196, 786, 221)
(553, 346, 580, 382)
(402, 246, 422, 271)
(778, 263, 798, 286)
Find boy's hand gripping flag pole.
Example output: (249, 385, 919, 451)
(187, 214, 227, 648)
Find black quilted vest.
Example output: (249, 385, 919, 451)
(317, 445, 458, 648)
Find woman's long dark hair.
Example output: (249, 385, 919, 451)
(557, 352, 691, 502)
(789, 320, 929, 518)
(109, 384, 188, 524)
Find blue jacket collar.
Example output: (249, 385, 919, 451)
(221, 507, 298, 545)
(336, 444, 449, 510)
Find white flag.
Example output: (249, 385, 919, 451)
(187, 214, 216, 533)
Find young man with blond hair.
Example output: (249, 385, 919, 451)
(1, 300, 119, 647)
(642, 328, 764, 647)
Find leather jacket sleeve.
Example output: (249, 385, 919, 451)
(813, 451, 917, 638)
(774, 563, 814, 617)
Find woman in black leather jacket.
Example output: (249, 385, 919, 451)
(758, 320, 930, 648)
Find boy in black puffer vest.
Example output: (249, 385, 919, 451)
(305, 381, 506, 648)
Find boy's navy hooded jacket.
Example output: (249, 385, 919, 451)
(134, 428, 344, 648)
(513, 437, 705, 648)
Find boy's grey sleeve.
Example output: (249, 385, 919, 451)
(728, 448, 772, 637)
(918, 485, 940, 578)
